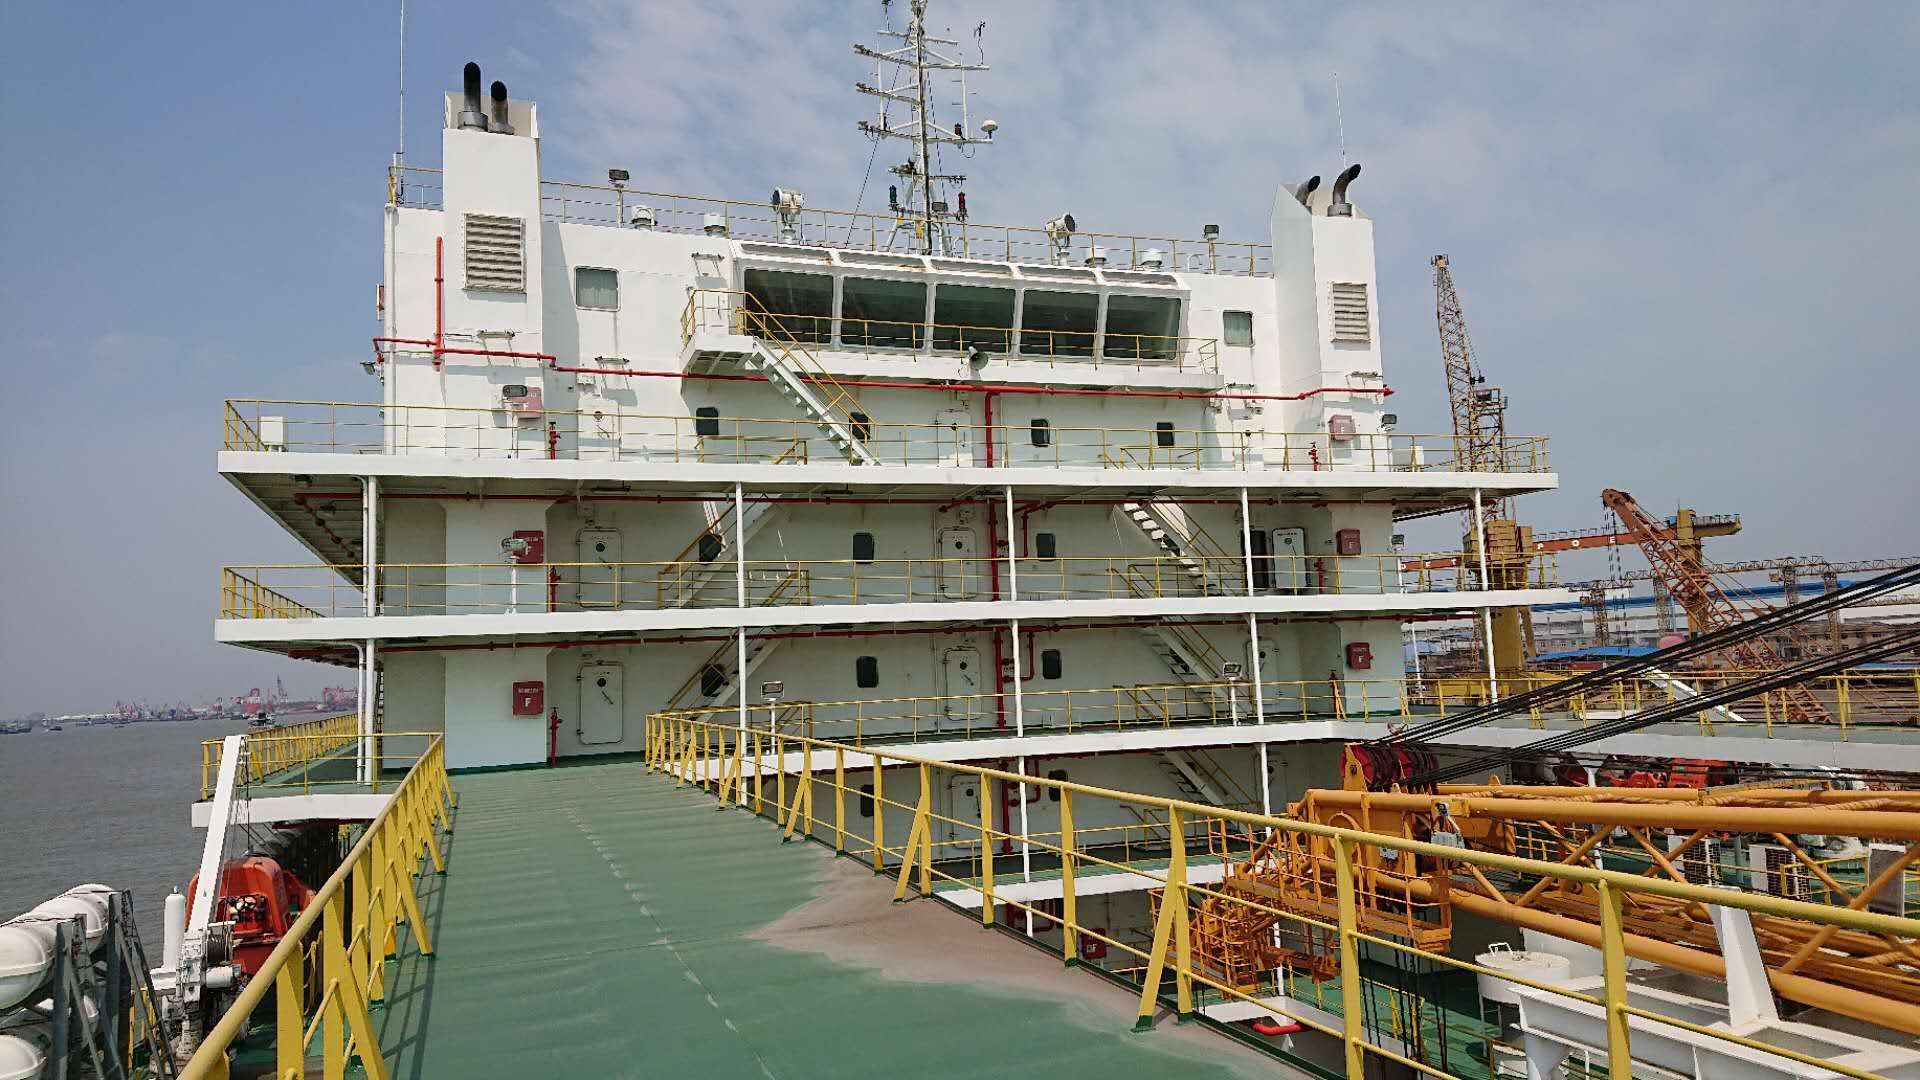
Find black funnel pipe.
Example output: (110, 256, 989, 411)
(458, 62, 488, 130)
(1328, 163, 1361, 216)
(490, 80, 515, 135)
(1292, 175, 1321, 208)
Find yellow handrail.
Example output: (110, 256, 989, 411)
(646, 715, 1920, 1077)
(219, 397, 1553, 474)
(180, 736, 454, 1080)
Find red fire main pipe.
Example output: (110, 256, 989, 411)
(434, 236, 444, 365)
(551, 361, 1391, 403)
(369, 610, 1452, 656)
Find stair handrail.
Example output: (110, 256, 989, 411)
(723, 290, 877, 432)
(1119, 501, 1243, 593)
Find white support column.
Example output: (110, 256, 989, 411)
(363, 475, 379, 617)
(1472, 487, 1500, 702)
(736, 483, 748, 731)
(1239, 487, 1267, 729)
(1008, 489, 1033, 933)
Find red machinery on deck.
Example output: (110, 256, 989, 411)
(185, 857, 315, 975)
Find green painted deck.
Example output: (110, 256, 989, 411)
(373, 761, 1285, 1079)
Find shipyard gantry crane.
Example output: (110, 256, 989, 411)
(1602, 487, 1830, 722)
(1432, 254, 1538, 675)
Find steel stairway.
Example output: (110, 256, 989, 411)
(1115, 501, 1239, 594)
(681, 294, 880, 466)
(662, 498, 781, 608)
(665, 634, 786, 712)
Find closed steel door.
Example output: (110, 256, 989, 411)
(578, 662, 625, 745)
(942, 646, 981, 718)
(577, 528, 623, 608)
(937, 528, 978, 599)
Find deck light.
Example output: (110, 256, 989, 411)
(608, 169, 630, 184)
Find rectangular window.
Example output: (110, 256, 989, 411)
(742, 268, 832, 344)
(1046, 769, 1068, 801)
(1329, 282, 1371, 344)
(1223, 310, 1254, 346)
(1155, 421, 1177, 448)
(1040, 648, 1063, 680)
(697, 532, 723, 563)
(694, 406, 720, 437)
(1019, 290, 1098, 357)
(1029, 418, 1051, 447)
(1103, 294, 1182, 361)
(574, 267, 618, 310)
(1034, 532, 1057, 559)
(858, 783, 875, 818)
(932, 284, 1014, 353)
(849, 412, 872, 442)
(463, 214, 525, 292)
(699, 665, 726, 698)
(855, 656, 880, 689)
(852, 532, 876, 563)
(841, 277, 927, 349)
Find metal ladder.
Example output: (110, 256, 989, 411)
(1116, 501, 1239, 594)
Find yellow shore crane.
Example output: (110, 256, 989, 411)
(1432, 254, 1537, 676)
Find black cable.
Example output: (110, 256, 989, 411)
(1380, 561, 1920, 748)
(1416, 627, 1920, 786)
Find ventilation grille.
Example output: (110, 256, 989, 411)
(1329, 282, 1371, 344)
(464, 214, 525, 292)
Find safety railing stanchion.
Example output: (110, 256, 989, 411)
(1133, 805, 1191, 1030)
(833, 746, 847, 851)
(871, 757, 885, 872)
(1060, 788, 1079, 963)
(977, 770, 996, 925)
(1598, 879, 1634, 1079)
(1334, 836, 1364, 1076)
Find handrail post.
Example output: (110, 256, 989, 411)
(1598, 879, 1634, 1078)
(871, 757, 886, 872)
(1334, 836, 1365, 1076)
(1060, 788, 1079, 964)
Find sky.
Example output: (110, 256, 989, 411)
(1, 2, 1915, 717)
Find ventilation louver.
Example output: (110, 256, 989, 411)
(464, 214, 525, 292)
(1329, 281, 1371, 344)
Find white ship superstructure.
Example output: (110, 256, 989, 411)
(214, 42, 1566, 803)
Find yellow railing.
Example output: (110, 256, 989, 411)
(1422, 665, 1920, 736)
(180, 736, 454, 1080)
(200, 712, 359, 798)
(646, 716, 1920, 1080)
(220, 398, 1553, 474)
(682, 288, 1222, 372)
(216, 551, 1548, 620)
(221, 566, 327, 620)
(391, 164, 1275, 276)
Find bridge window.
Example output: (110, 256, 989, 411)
(852, 532, 876, 563)
(742, 268, 832, 344)
(1223, 310, 1254, 347)
(856, 655, 880, 689)
(933, 283, 1014, 353)
(1104, 294, 1181, 361)
(1020, 290, 1097, 357)
(694, 407, 720, 437)
(1040, 649, 1063, 680)
(574, 267, 619, 310)
(841, 277, 926, 349)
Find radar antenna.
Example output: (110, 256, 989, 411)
(854, 1, 992, 255)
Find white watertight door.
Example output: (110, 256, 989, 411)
(577, 528, 623, 608)
(935, 407, 974, 467)
(942, 646, 982, 719)
(937, 528, 979, 599)
(578, 662, 626, 745)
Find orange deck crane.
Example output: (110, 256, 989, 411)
(1601, 487, 1829, 722)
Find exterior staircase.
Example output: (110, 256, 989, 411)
(664, 634, 785, 712)
(681, 291, 880, 466)
(662, 497, 780, 607)
(1158, 750, 1259, 810)
(1115, 501, 1240, 595)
